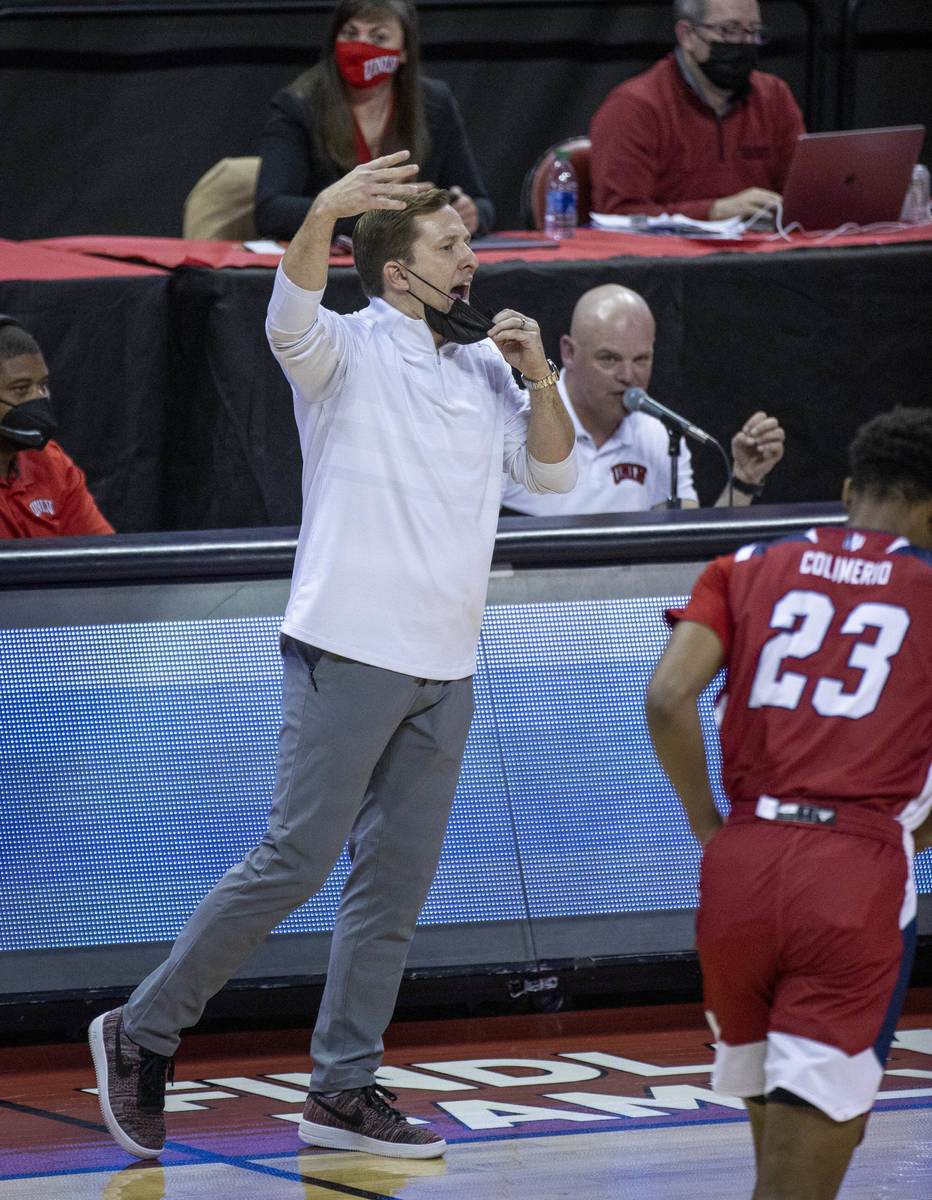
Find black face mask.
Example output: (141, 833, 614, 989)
(700, 42, 758, 93)
(0, 395, 58, 450)
(403, 267, 495, 345)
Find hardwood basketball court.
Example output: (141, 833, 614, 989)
(3, 994, 931, 1199)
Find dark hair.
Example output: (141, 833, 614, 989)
(290, 0, 429, 173)
(0, 317, 42, 362)
(848, 406, 932, 504)
(352, 187, 451, 296)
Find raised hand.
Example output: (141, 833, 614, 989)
(283, 151, 433, 291)
(314, 150, 433, 222)
(731, 411, 785, 483)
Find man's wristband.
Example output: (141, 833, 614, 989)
(522, 358, 560, 391)
(731, 474, 765, 497)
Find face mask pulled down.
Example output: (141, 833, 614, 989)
(0, 395, 57, 450)
(404, 268, 495, 344)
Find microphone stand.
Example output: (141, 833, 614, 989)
(664, 422, 682, 509)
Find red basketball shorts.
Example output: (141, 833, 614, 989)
(696, 816, 914, 1121)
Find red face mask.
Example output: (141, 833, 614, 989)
(334, 41, 402, 89)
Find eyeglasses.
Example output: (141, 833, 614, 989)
(691, 21, 771, 45)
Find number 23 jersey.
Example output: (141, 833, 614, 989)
(672, 526, 932, 817)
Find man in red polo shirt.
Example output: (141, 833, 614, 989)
(590, 0, 804, 222)
(0, 315, 113, 538)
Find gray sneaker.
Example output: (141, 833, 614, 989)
(89, 1008, 174, 1158)
(299, 1084, 446, 1158)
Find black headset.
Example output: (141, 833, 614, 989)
(0, 314, 26, 333)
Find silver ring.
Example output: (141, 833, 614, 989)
(520, 318, 526, 329)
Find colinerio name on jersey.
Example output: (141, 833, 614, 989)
(799, 549, 893, 587)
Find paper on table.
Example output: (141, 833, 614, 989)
(243, 239, 286, 255)
(589, 212, 747, 238)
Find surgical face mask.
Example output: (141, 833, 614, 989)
(700, 41, 758, 92)
(334, 41, 402, 90)
(0, 395, 58, 450)
(403, 267, 495, 345)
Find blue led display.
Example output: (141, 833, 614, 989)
(2, 599, 928, 953)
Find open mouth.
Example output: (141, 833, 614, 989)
(450, 284, 470, 301)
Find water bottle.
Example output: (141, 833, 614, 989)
(900, 163, 931, 224)
(543, 149, 578, 239)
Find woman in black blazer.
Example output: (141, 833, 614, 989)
(255, 0, 495, 241)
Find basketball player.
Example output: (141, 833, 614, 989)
(645, 405, 932, 1200)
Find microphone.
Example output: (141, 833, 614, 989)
(622, 387, 717, 446)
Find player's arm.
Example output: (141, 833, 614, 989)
(645, 619, 726, 846)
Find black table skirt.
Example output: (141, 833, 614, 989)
(2, 241, 930, 533)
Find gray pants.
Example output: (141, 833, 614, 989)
(123, 635, 474, 1091)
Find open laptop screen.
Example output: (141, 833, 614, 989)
(781, 125, 925, 230)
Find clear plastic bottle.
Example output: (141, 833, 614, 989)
(543, 149, 578, 239)
(900, 163, 931, 224)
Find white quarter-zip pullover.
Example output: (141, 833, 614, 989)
(267, 266, 576, 679)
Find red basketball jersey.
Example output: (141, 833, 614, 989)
(672, 526, 932, 819)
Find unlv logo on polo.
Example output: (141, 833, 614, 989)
(611, 462, 647, 485)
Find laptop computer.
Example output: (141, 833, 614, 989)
(781, 125, 926, 230)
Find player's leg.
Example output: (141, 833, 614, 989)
(754, 828, 914, 1200)
(752, 1091, 868, 1200)
(695, 825, 782, 1177)
(744, 1095, 766, 1167)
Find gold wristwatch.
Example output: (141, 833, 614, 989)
(522, 358, 560, 391)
